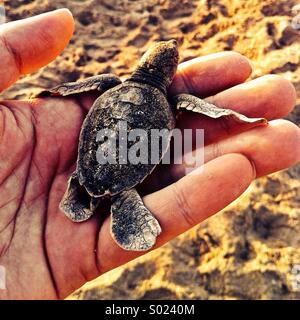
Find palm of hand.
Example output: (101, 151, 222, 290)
(0, 97, 97, 298)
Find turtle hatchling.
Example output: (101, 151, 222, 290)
(40, 40, 267, 251)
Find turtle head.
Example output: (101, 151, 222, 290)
(141, 39, 179, 83)
(129, 40, 179, 92)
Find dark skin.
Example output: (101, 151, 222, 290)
(0, 9, 299, 299)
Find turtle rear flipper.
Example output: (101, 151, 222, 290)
(60, 173, 96, 222)
(111, 189, 161, 251)
(37, 74, 121, 97)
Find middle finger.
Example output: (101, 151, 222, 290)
(176, 74, 296, 145)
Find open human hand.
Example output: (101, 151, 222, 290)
(0, 9, 299, 299)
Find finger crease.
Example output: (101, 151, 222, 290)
(240, 152, 257, 180)
(172, 183, 196, 227)
(0, 33, 23, 74)
(212, 141, 222, 160)
(219, 116, 231, 136)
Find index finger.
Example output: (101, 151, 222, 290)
(169, 51, 252, 97)
(0, 9, 74, 92)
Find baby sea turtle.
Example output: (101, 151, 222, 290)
(40, 40, 266, 251)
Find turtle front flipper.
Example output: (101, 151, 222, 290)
(38, 74, 121, 97)
(173, 93, 267, 129)
(111, 189, 161, 251)
(60, 172, 97, 222)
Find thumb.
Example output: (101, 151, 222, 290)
(0, 8, 74, 92)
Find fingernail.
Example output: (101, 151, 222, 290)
(53, 8, 73, 18)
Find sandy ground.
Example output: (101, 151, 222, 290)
(3, 0, 300, 299)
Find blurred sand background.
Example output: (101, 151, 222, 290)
(3, 0, 300, 299)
